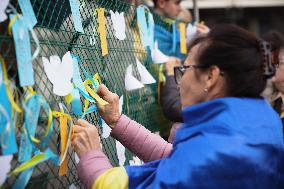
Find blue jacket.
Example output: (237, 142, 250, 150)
(125, 97, 284, 189)
(151, 12, 181, 58)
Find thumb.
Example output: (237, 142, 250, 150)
(96, 84, 116, 107)
(77, 119, 93, 127)
(97, 84, 110, 99)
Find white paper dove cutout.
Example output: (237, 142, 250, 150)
(116, 140, 126, 166)
(69, 184, 78, 189)
(151, 41, 170, 64)
(119, 95, 123, 114)
(110, 10, 126, 41)
(0, 154, 13, 186)
(89, 25, 97, 46)
(0, 0, 9, 23)
(136, 58, 156, 84)
(129, 156, 144, 166)
(125, 64, 144, 91)
(42, 51, 74, 96)
(101, 96, 123, 139)
(186, 23, 197, 43)
(101, 119, 111, 139)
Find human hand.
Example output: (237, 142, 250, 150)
(71, 119, 101, 158)
(164, 57, 181, 76)
(96, 84, 121, 128)
(196, 23, 210, 35)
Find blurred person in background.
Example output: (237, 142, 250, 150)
(159, 5, 210, 142)
(263, 30, 284, 128)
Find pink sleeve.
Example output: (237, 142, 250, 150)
(77, 150, 113, 189)
(111, 114, 173, 162)
(77, 115, 173, 189)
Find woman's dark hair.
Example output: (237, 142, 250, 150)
(153, 0, 159, 7)
(263, 30, 284, 51)
(192, 24, 270, 98)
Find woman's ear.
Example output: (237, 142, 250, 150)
(205, 65, 222, 90)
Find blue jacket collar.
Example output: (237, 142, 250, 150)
(181, 97, 265, 126)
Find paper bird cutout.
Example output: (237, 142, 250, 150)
(151, 41, 170, 64)
(136, 58, 156, 84)
(116, 140, 126, 166)
(69, 184, 78, 189)
(110, 10, 126, 40)
(42, 51, 74, 96)
(129, 156, 144, 166)
(186, 23, 197, 43)
(0, 0, 9, 23)
(0, 154, 13, 186)
(125, 64, 144, 91)
(101, 119, 111, 139)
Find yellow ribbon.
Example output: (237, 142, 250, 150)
(23, 86, 36, 102)
(52, 108, 72, 176)
(157, 65, 166, 104)
(9, 152, 47, 176)
(179, 22, 187, 54)
(9, 149, 57, 176)
(83, 99, 90, 113)
(64, 93, 73, 104)
(83, 74, 108, 106)
(96, 8, 108, 56)
(0, 55, 22, 113)
(52, 111, 72, 120)
(8, 14, 20, 36)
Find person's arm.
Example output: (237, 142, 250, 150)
(76, 113, 174, 189)
(160, 75, 183, 122)
(111, 114, 173, 162)
(160, 58, 183, 122)
(72, 85, 173, 188)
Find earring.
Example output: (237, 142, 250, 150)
(204, 88, 208, 93)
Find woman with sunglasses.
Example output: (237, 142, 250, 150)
(72, 25, 284, 189)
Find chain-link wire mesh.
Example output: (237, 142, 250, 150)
(0, 0, 173, 188)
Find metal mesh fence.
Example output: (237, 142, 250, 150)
(0, 0, 173, 188)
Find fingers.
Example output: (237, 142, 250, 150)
(96, 84, 118, 104)
(77, 119, 93, 127)
(72, 125, 86, 134)
(96, 84, 119, 105)
(97, 84, 110, 98)
(71, 123, 100, 157)
(175, 58, 182, 66)
(196, 23, 210, 34)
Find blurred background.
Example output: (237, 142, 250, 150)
(144, 0, 284, 37)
